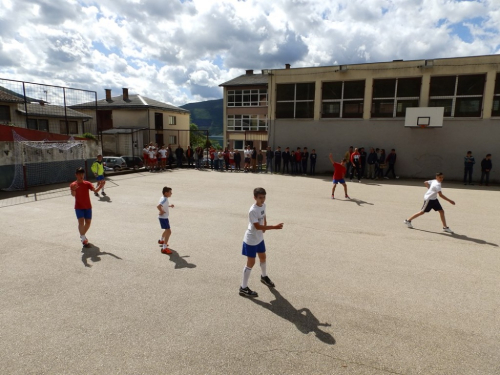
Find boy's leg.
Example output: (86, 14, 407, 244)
(438, 210, 448, 228)
(486, 171, 490, 185)
(407, 211, 425, 222)
(83, 219, 91, 235)
(342, 183, 348, 197)
(163, 229, 171, 246)
(332, 183, 336, 196)
(242, 257, 255, 288)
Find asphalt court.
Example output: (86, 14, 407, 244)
(1, 169, 499, 375)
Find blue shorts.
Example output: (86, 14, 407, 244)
(159, 218, 170, 229)
(96, 175, 104, 181)
(333, 179, 345, 184)
(75, 209, 92, 220)
(242, 241, 266, 258)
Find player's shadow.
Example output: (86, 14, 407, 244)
(81, 244, 122, 267)
(341, 198, 374, 207)
(248, 288, 335, 345)
(166, 249, 197, 269)
(412, 229, 498, 247)
(98, 196, 112, 203)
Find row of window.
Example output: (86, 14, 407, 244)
(227, 114, 268, 131)
(227, 89, 268, 107)
(275, 74, 499, 119)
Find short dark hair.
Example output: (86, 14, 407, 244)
(467, 151, 472, 154)
(162, 186, 172, 194)
(253, 187, 266, 197)
(341, 158, 347, 163)
(75, 167, 85, 174)
(436, 172, 443, 177)
(486, 153, 491, 157)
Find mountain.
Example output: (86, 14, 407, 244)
(180, 98, 223, 135)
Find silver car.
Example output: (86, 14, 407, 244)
(102, 156, 127, 171)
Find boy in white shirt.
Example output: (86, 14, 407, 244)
(157, 186, 174, 254)
(239, 187, 284, 297)
(404, 172, 455, 233)
(158, 145, 167, 171)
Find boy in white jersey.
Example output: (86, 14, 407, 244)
(158, 145, 167, 171)
(239, 187, 284, 297)
(157, 186, 174, 254)
(404, 172, 455, 233)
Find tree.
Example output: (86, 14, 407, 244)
(189, 123, 221, 149)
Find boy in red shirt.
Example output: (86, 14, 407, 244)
(329, 153, 350, 199)
(70, 167, 101, 246)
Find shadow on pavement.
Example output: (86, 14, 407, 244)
(81, 244, 122, 267)
(340, 198, 374, 207)
(412, 229, 498, 247)
(98, 195, 112, 203)
(248, 288, 335, 345)
(165, 249, 197, 269)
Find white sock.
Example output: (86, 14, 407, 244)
(260, 262, 267, 277)
(241, 266, 252, 288)
(80, 235, 85, 240)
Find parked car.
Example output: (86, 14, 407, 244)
(102, 156, 127, 171)
(120, 156, 144, 170)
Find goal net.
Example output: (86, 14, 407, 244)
(5, 130, 86, 191)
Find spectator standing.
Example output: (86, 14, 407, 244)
(158, 145, 167, 171)
(274, 146, 282, 174)
(168, 145, 174, 169)
(310, 149, 317, 175)
(143, 144, 150, 171)
(209, 147, 215, 170)
(359, 147, 367, 178)
(251, 147, 257, 172)
(301, 147, 309, 176)
(464, 151, 475, 185)
(244, 146, 251, 172)
(480, 154, 492, 186)
(282, 147, 290, 174)
(234, 149, 242, 172)
(218, 149, 225, 172)
(265, 146, 274, 173)
(290, 150, 296, 175)
(229, 149, 235, 172)
(175, 145, 184, 168)
(344, 146, 353, 178)
(224, 148, 230, 171)
(257, 150, 264, 173)
(366, 148, 377, 179)
(186, 146, 194, 168)
(377, 149, 386, 180)
(295, 147, 302, 175)
(384, 149, 398, 179)
(350, 147, 362, 182)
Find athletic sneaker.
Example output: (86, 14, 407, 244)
(443, 227, 454, 234)
(158, 239, 164, 244)
(161, 247, 172, 255)
(101, 191, 106, 196)
(345, 195, 350, 199)
(82, 238, 89, 245)
(331, 195, 335, 199)
(239, 286, 258, 297)
(404, 219, 413, 228)
(261, 276, 275, 287)
(94, 192, 99, 197)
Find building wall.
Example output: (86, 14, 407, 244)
(147, 110, 190, 147)
(113, 109, 149, 128)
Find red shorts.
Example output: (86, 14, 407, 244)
(143, 154, 149, 161)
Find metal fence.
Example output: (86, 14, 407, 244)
(0, 78, 98, 136)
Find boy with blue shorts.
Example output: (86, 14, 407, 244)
(157, 186, 174, 255)
(329, 153, 349, 199)
(239, 187, 284, 297)
(91, 154, 106, 197)
(70, 167, 101, 246)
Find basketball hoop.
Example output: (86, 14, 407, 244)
(417, 116, 430, 129)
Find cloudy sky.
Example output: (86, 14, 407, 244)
(0, 0, 499, 107)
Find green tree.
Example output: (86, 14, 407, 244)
(189, 123, 221, 149)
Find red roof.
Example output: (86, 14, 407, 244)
(0, 124, 87, 142)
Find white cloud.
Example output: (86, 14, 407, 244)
(0, 0, 499, 106)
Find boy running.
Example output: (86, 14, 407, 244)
(70, 167, 101, 246)
(91, 154, 106, 197)
(157, 186, 175, 254)
(404, 172, 455, 233)
(329, 153, 349, 199)
(240, 187, 284, 298)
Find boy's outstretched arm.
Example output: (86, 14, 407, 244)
(329, 153, 334, 164)
(254, 222, 284, 231)
(438, 192, 455, 205)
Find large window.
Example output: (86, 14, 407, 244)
(0, 105, 11, 122)
(322, 80, 364, 118)
(227, 89, 268, 107)
(60, 120, 78, 134)
(227, 115, 268, 131)
(27, 119, 49, 132)
(371, 78, 421, 118)
(429, 74, 485, 117)
(492, 73, 500, 117)
(234, 140, 244, 149)
(169, 135, 177, 144)
(276, 83, 315, 119)
(168, 116, 176, 125)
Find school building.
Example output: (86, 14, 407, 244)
(220, 55, 500, 181)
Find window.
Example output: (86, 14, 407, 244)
(0, 105, 11, 122)
(169, 116, 176, 125)
(371, 78, 421, 118)
(234, 140, 244, 149)
(227, 115, 268, 131)
(155, 113, 163, 130)
(169, 135, 177, 144)
(429, 74, 485, 117)
(60, 120, 78, 134)
(227, 89, 268, 107)
(322, 80, 364, 118)
(276, 83, 315, 119)
(492, 73, 500, 117)
(27, 119, 49, 131)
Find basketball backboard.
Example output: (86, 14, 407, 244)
(404, 107, 444, 128)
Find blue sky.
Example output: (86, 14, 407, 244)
(0, 0, 499, 106)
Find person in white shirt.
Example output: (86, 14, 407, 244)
(239, 187, 284, 298)
(157, 186, 174, 254)
(158, 145, 167, 171)
(244, 146, 251, 172)
(404, 172, 455, 233)
(148, 146, 157, 172)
